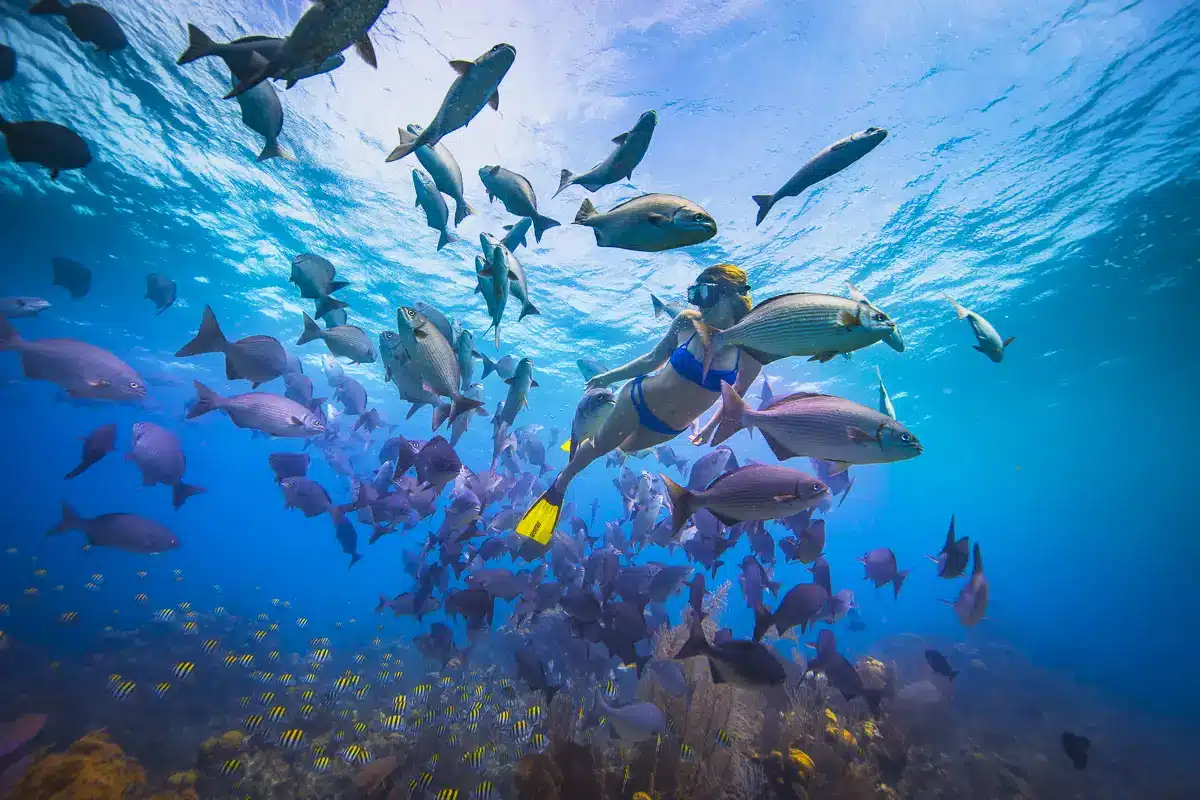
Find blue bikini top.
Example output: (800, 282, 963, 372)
(670, 333, 738, 392)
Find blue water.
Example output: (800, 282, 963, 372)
(2, 0, 1198, 794)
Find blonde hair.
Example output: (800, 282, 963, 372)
(697, 263, 752, 320)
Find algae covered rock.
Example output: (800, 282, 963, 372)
(11, 729, 145, 799)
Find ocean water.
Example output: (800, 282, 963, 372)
(1, 0, 1198, 797)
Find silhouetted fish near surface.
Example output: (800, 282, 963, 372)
(0, 116, 91, 180)
(395, 123, 473, 226)
(52, 258, 91, 298)
(413, 168, 460, 250)
(144, 274, 177, 314)
(479, 165, 560, 242)
(297, 313, 375, 364)
(574, 194, 716, 252)
(556, 110, 658, 197)
(924, 649, 958, 681)
(29, 0, 128, 52)
(0, 315, 146, 402)
(65, 423, 116, 479)
(945, 294, 1014, 362)
(752, 126, 887, 224)
(231, 76, 288, 162)
(1061, 731, 1089, 769)
(49, 503, 179, 553)
(176, 306, 286, 386)
(0, 45, 14, 82)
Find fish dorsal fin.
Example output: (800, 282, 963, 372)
(751, 292, 824, 312)
(488, 90, 500, 111)
(945, 515, 956, 547)
(612, 132, 628, 146)
(449, 60, 473, 76)
(764, 391, 831, 407)
(972, 543, 984, 575)
(487, 165, 501, 176)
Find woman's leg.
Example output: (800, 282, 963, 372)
(552, 382, 640, 494)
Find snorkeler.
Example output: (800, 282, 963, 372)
(516, 264, 760, 543)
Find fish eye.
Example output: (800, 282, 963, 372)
(693, 213, 706, 221)
(873, 312, 887, 322)
(900, 433, 911, 442)
(129, 381, 139, 389)
(813, 483, 822, 492)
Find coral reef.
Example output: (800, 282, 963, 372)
(10, 729, 146, 800)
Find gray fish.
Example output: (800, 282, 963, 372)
(334, 513, 362, 568)
(929, 515, 970, 579)
(0, 117, 91, 180)
(0, 297, 51, 318)
(376, 590, 440, 618)
(780, 518, 825, 564)
(574, 194, 715, 252)
(479, 353, 517, 382)
(556, 110, 658, 197)
(48, 502, 178, 553)
(655, 444, 688, 476)
(52, 257, 90, 298)
(29, 0, 127, 52)
(278, 52, 344, 87)
(472, 255, 510, 351)
(334, 376, 367, 415)
(595, 695, 664, 742)
(716, 386, 921, 473)
(859, 547, 908, 598)
(576, 358, 608, 384)
(289, 253, 350, 300)
(497, 358, 537, 428)
(176, 306, 287, 386)
(946, 295, 1014, 362)
(320, 306, 348, 328)
(0, 44, 15, 82)
(65, 423, 116, 479)
(385, 45, 516, 161)
(0, 314, 145, 402)
(809, 458, 855, 505)
(752, 126, 888, 224)
(413, 168, 460, 250)
(144, 274, 176, 314)
(501, 218, 532, 252)
(948, 543, 989, 626)
(758, 374, 775, 410)
(687, 446, 738, 492)
(414, 436, 462, 495)
(128, 422, 204, 509)
(414, 302, 455, 344)
(739, 555, 778, 611)
(378, 331, 441, 419)
(805, 629, 886, 713)
(284, 371, 318, 409)
(267, 452, 309, 482)
(454, 329, 476, 390)
(231, 75, 288, 162)
(395, 306, 484, 425)
(753, 581, 828, 640)
(297, 313, 375, 364)
(225, 0, 388, 98)
(279, 477, 331, 517)
(177, 25, 283, 79)
(650, 292, 683, 319)
(661, 465, 830, 535)
(187, 381, 325, 438)
(480, 234, 538, 321)
(478, 165, 560, 242)
(567, 387, 616, 459)
(450, 383, 486, 446)
(399, 123, 472, 226)
(875, 366, 896, 419)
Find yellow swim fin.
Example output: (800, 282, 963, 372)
(560, 439, 572, 453)
(516, 481, 564, 545)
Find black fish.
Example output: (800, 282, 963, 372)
(675, 616, 785, 687)
(0, 118, 91, 180)
(928, 514, 970, 579)
(333, 511, 362, 568)
(923, 649, 957, 681)
(1061, 731, 1089, 770)
(0, 45, 15, 81)
(806, 630, 887, 715)
(144, 273, 177, 314)
(514, 645, 560, 702)
(52, 257, 91, 299)
(414, 436, 461, 495)
(445, 587, 494, 631)
(29, 0, 128, 52)
(65, 423, 116, 479)
(753, 582, 828, 641)
(267, 452, 309, 482)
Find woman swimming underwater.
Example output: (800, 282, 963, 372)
(516, 264, 760, 544)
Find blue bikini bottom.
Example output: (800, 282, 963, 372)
(630, 375, 686, 436)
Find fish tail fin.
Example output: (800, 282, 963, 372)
(375, 595, 387, 613)
(48, 500, 83, 535)
(406, 402, 424, 420)
(752, 602, 774, 642)
(449, 395, 484, 425)
(172, 482, 206, 510)
(256, 142, 289, 162)
(437, 228, 460, 250)
(674, 614, 710, 660)
(944, 293, 969, 319)
(177, 23, 215, 64)
(713, 382, 748, 446)
(385, 126, 421, 163)
(515, 478, 565, 545)
(348, 553, 362, 569)
(296, 312, 323, 345)
(479, 353, 497, 380)
(175, 305, 226, 357)
(454, 200, 473, 226)
(752, 194, 774, 226)
(660, 474, 693, 535)
(650, 293, 668, 318)
(1003, 336, 1016, 349)
(431, 403, 451, 431)
(893, 570, 909, 599)
(532, 214, 560, 243)
(28, 0, 67, 16)
(574, 198, 597, 225)
(187, 381, 224, 419)
(314, 295, 348, 320)
(0, 313, 21, 350)
(554, 169, 574, 198)
(518, 300, 539, 321)
(223, 58, 272, 99)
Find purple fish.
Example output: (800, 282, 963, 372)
(687, 445, 739, 491)
(279, 477, 331, 518)
(128, 422, 204, 509)
(187, 381, 325, 438)
(928, 514, 970, 579)
(753, 581, 828, 641)
(48, 503, 179, 553)
(334, 376, 367, 415)
(176, 306, 286, 387)
(415, 436, 462, 495)
(662, 465, 830, 535)
(947, 543, 989, 626)
(0, 315, 146, 402)
(65, 423, 116, 479)
(267, 452, 309, 482)
(780, 518, 825, 564)
(859, 547, 908, 598)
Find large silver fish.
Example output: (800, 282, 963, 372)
(555, 110, 658, 197)
(395, 306, 484, 425)
(297, 313, 376, 363)
(480, 233, 537, 321)
(661, 465, 830, 535)
(715, 385, 922, 473)
(473, 255, 509, 349)
(945, 295, 1013, 362)
(379, 331, 442, 420)
(225, 0, 388, 98)
(399, 123, 472, 226)
(574, 194, 715, 252)
(187, 381, 326, 438)
(752, 126, 888, 225)
(695, 286, 900, 375)
(567, 387, 616, 458)
(0, 314, 145, 402)
(412, 168, 459, 250)
(385, 44, 516, 162)
(497, 358, 537, 428)
(478, 165, 559, 242)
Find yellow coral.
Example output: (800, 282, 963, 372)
(167, 770, 198, 787)
(200, 729, 244, 754)
(11, 729, 145, 800)
(632, 793, 654, 800)
(787, 747, 814, 777)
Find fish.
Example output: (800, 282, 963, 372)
(144, 274, 177, 314)
(695, 289, 900, 375)
(805, 629, 886, 714)
(284, 371, 319, 409)
(859, 548, 908, 597)
(379, 332, 442, 418)
(924, 649, 957, 681)
(780, 518, 825, 564)
(565, 387, 616, 458)
(48, 503, 179, 553)
(455, 329, 476, 390)
(500, 218, 532, 252)
(650, 293, 683, 320)
(0, 714, 46, 758)
(875, 366, 896, 419)
(574, 194, 716, 252)
(0, 314, 146, 402)
(395, 306, 484, 425)
(497, 358, 537, 428)
(752, 126, 888, 224)
(555, 110, 658, 197)
(231, 76, 288, 162)
(297, 313, 376, 364)
(0, 297, 51, 318)
(290, 253, 350, 301)
(29, 0, 128, 52)
(279, 53, 344, 87)
(945, 295, 1014, 362)
(753, 581, 828, 640)
(413, 168, 460, 250)
(1061, 731, 1089, 770)
(334, 377, 368, 415)
(280, 477, 332, 518)
(187, 381, 326, 438)
(687, 446, 739, 492)
(0, 45, 14, 82)
(715, 386, 921, 473)
(576, 358, 608, 383)
(928, 515, 970, 579)
(51, 257, 91, 298)
(415, 302, 456, 344)
(334, 512, 362, 568)
(661, 465, 830, 535)
(65, 423, 116, 479)
(595, 694, 665, 742)
(128, 422, 205, 509)
(385, 45, 516, 162)
(395, 123, 473, 226)
(947, 543, 989, 627)
(0, 117, 91, 180)
(473, 256, 511, 351)
(478, 165, 560, 242)
(674, 604, 785, 687)
(176, 306, 287, 386)
(177, 26, 284, 78)
(479, 234, 537, 321)
(655, 444, 689, 475)
(225, 0, 389, 98)
(414, 437, 462, 495)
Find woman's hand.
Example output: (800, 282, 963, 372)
(690, 409, 719, 445)
(585, 374, 612, 391)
